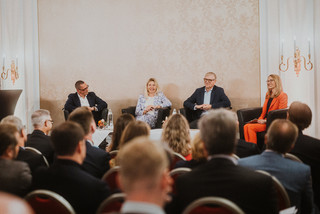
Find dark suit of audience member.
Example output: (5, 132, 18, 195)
(235, 139, 260, 158)
(64, 81, 107, 124)
(82, 140, 110, 179)
(17, 147, 47, 174)
(169, 109, 277, 214)
(183, 73, 231, 128)
(239, 119, 314, 214)
(32, 122, 110, 214)
(26, 130, 54, 165)
(0, 123, 32, 197)
(288, 101, 320, 211)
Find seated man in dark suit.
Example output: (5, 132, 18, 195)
(0, 123, 31, 197)
(288, 101, 320, 211)
(32, 122, 110, 214)
(68, 107, 110, 178)
(183, 72, 231, 128)
(1, 116, 47, 174)
(118, 137, 172, 214)
(169, 109, 277, 214)
(239, 119, 314, 214)
(25, 109, 54, 165)
(64, 80, 107, 123)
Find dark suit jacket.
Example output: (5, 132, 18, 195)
(183, 86, 231, 121)
(32, 159, 110, 214)
(17, 147, 47, 174)
(290, 131, 320, 210)
(26, 130, 55, 165)
(239, 151, 314, 214)
(82, 141, 110, 179)
(0, 159, 32, 197)
(169, 158, 277, 214)
(235, 139, 261, 158)
(64, 92, 107, 112)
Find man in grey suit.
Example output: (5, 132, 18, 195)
(239, 119, 314, 214)
(0, 123, 31, 197)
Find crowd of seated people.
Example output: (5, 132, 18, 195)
(1, 73, 320, 214)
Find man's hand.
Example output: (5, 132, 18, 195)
(202, 104, 212, 110)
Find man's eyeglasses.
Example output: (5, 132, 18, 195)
(204, 78, 215, 82)
(47, 120, 54, 124)
(79, 85, 89, 91)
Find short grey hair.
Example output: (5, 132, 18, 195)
(198, 109, 237, 155)
(1, 115, 24, 132)
(31, 109, 51, 128)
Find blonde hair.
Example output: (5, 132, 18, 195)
(191, 132, 207, 162)
(266, 74, 283, 98)
(144, 78, 160, 97)
(119, 121, 150, 149)
(161, 114, 191, 156)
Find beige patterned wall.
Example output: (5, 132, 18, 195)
(38, 0, 260, 126)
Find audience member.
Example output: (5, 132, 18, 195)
(106, 113, 135, 152)
(64, 80, 107, 123)
(118, 137, 172, 214)
(288, 101, 320, 211)
(135, 78, 172, 128)
(118, 120, 150, 149)
(0, 192, 34, 214)
(239, 119, 314, 214)
(0, 124, 31, 197)
(25, 109, 54, 164)
(32, 122, 110, 214)
(68, 107, 110, 179)
(169, 109, 277, 214)
(162, 114, 192, 160)
(175, 132, 207, 169)
(183, 72, 231, 128)
(243, 74, 287, 144)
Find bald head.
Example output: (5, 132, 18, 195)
(288, 101, 312, 131)
(0, 192, 34, 214)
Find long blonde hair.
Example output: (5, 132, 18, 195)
(144, 78, 160, 97)
(161, 114, 191, 156)
(266, 74, 283, 98)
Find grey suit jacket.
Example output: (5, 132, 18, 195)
(0, 159, 32, 197)
(239, 151, 314, 214)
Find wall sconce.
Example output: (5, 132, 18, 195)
(1, 56, 19, 85)
(279, 40, 313, 77)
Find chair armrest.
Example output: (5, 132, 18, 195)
(63, 109, 70, 121)
(121, 106, 136, 117)
(266, 109, 288, 130)
(179, 108, 186, 117)
(237, 107, 262, 139)
(155, 107, 171, 129)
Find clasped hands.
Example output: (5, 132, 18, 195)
(195, 104, 212, 111)
(143, 105, 161, 114)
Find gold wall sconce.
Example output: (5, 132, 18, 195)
(1, 56, 19, 85)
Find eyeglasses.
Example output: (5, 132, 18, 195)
(79, 85, 89, 91)
(266, 79, 274, 83)
(204, 78, 215, 82)
(47, 120, 54, 124)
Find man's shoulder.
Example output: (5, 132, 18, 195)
(86, 142, 109, 158)
(67, 92, 78, 98)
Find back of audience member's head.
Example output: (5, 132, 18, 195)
(288, 101, 312, 131)
(161, 114, 191, 156)
(0, 123, 19, 159)
(198, 109, 237, 155)
(191, 132, 207, 162)
(0, 116, 26, 145)
(31, 109, 51, 128)
(0, 192, 34, 214)
(117, 137, 169, 193)
(68, 107, 94, 135)
(119, 121, 150, 149)
(108, 113, 135, 152)
(51, 122, 85, 156)
(266, 119, 298, 154)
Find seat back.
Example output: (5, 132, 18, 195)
(121, 106, 136, 116)
(170, 167, 191, 195)
(182, 196, 245, 214)
(0, 89, 22, 121)
(96, 193, 126, 214)
(24, 147, 50, 167)
(236, 107, 263, 139)
(154, 107, 171, 128)
(25, 189, 75, 214)
(101, 166, 121, 193)
(170, 152, 186, 170)
(266, 108, 288, 130)
(284, 153, 303, 163)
